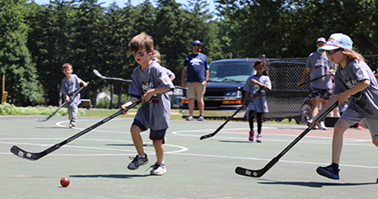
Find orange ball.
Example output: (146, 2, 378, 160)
(60, 177, 70, 187)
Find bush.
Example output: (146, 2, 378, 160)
(0, 103, 85, 116)
(96, 94, 130, 109)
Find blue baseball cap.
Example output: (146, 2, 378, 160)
(192, 40, 202, 46)
(318, 33, 353, 52)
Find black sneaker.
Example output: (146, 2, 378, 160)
(316, 164, 340, 180)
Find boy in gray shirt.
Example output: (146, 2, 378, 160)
(61, 63, 88, 128)
(298, 37, 336, 130)
(121, 32, 174, 176)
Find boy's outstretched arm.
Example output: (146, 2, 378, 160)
(81, 81, 89, 87)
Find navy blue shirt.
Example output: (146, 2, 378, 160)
(184, 53, 209, 82)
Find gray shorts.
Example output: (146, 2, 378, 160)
(341, 108, 378, 140)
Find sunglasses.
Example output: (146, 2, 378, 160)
(195, 44, 202, 47)
(326, 48, 342, 55)
(151, 58, 160, 62)
(132, 51, 146, 57)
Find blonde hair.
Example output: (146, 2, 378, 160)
(128, 32, 154, 54)
(62, 63, 73, 70)
(152, 50, 161, 59)
(343, 49, 365, 63)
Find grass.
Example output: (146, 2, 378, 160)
(0, 103, 298, 125)
(83, 108, 183, 120)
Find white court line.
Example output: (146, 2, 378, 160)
(169, 152, 378, 170)
(171, 129, 372, 146)
(55, 118, 131, 134)
(1, 118, 375, 170)
(0, 138, 188, 156)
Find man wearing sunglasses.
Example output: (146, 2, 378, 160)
(298, 37, 336, 130)
(181, 40, 209, 121)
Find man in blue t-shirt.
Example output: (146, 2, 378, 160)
(181, 40, 209, 121)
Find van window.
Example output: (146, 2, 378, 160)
(209, 62, 256, 82)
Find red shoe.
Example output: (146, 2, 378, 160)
(249, 130, 254, 141)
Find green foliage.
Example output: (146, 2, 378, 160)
(0, 0, 43, 105)
(2, 0, 378, 108)
(95, 94, 130, 109)
(0, 103, 85, 116)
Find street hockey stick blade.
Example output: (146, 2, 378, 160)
(200, 86, 265, 140)
(12, 99, 141, 161)
(10, 145, 45, 161)
(235, 157, 279, 178)
(234, 102, 338, 178)
(93, 69, 132, 83)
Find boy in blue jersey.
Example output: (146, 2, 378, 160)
(121, 32, 174, 175)
(181, 40, 209, 121)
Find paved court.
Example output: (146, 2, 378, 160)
(1, 115, 377, 198)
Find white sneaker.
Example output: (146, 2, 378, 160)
(197, 116, 204, 121)
(318, 121, 327, 130)
(186, 116, 194, 121)
(150, 162, 166, 175)
(69, 122, 76, 128)
(127, 154, 148, 170)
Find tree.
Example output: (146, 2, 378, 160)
(0, 0, 43, 105)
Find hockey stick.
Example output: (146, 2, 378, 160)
(235, 101, 338, 178)
(35, 83, 89, 122)
(93, 69, 132, 83)
(298, 74, 327, 87)
(11, 99, 142, 161)
(93, 69, 187, 90)
(200, 86, 265, 140)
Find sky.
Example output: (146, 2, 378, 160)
(31, 0, 216, 13)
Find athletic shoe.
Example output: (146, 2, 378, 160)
(127, 154, 148, 170)
(316, 164, 340, 180)
(186, 116, 194, 121)
(306, 119, 318, 129)
(197, 116, 205, 121)
(318, 121, 327, 130)
(306, 119, 313, 127)
(69, 122, 76, 128)
(356, 126, 365, 130)
(150, 162, 166, 175)
(249, 130, 254, 141)
(256, 134, 263, 143)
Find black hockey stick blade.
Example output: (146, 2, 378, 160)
(11, 99, 142, 161)
(200, 86, 265, 140)
(235, 101, 338, 178)
(93, 69, 132, 83)
(35, 83, 89, 122)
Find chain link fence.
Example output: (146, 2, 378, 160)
(264, 55, 378, 124)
